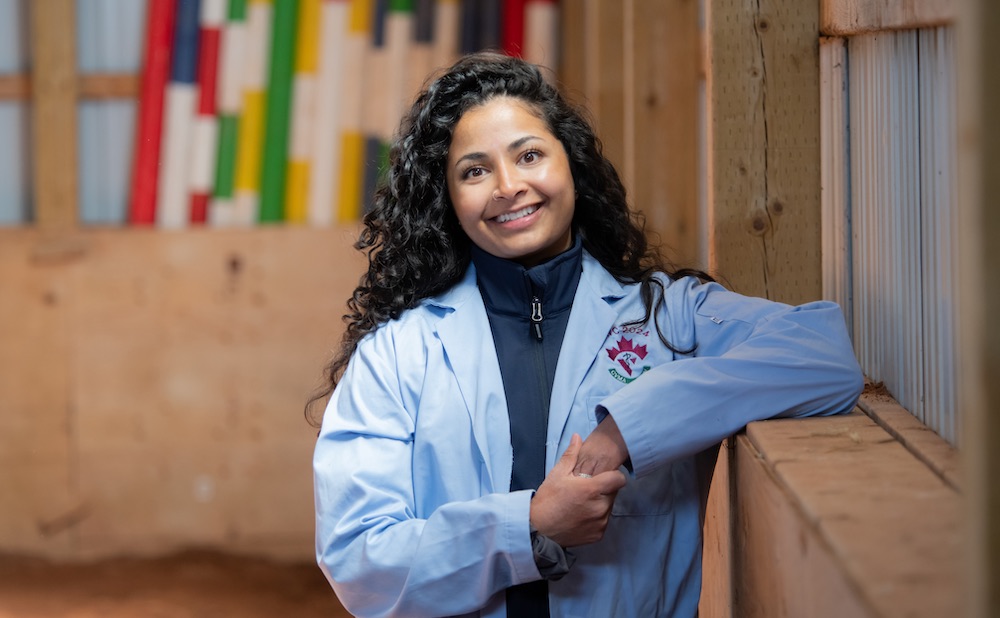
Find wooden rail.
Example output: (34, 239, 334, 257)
(821, 0, 955, 35)
(0, 74, 139, 100)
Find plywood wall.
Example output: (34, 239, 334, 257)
(0, 228, 366, 560)
(706, 0, 822, 303)
(561, 0, 702, 270)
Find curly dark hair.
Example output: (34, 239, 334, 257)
(306, 52, 707, 425)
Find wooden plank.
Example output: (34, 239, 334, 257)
(699, 441, 733, 617)
(0, 74, 139, 101)
(0, 74, 29, 99)
(821, 0, 954, 35)
(629, 0, 700, 267)
(585, 0, 626, 181)
(742, 414, 963, 617)
(0, 231, 78, 555)
(78, 73, 140, 99)
(558, 0, 587, 105)
(957, 0, 1000, 614)
(733, 430, 875, 617)
(856, 383, 962, 491)
(706, 0, 822, 303)
(28, 0, 79, 230)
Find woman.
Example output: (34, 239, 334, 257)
(311, 52, 862, 617)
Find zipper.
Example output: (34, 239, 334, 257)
(530, 296, 543, 341)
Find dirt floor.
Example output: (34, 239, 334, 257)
(0, 550, 351, 617)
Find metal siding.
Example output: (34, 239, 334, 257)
(918, 27, 959, 444)
(839, 28, 958, 444)
(0, 0, 30, 224)
(76, 0, 146, 224)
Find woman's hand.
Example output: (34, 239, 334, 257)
(573, 414, 629, 477)
(529, 434, 627, 547)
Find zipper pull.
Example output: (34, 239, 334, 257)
(530, 296, 543, 341)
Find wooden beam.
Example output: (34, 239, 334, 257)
(706, 0, 822, 303)
(0, 74, 139, 101)
(29, 0, 79, 230)
(958, 0, 1000, 614)
(821, 0, 955, 35)
(78, 74, 140, 99)
(0, 74, 29, 99)
(735, 415, 962, 616)
(628, 0, 701, 267)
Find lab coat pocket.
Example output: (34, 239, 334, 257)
(579, 396, 679, 517)
(610, 456, 689, 517)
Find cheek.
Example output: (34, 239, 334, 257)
(446, 183, 468, 220)
(451, 188, 488, 222)
(539, 161, 574, 196)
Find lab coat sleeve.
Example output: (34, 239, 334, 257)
(313, 325, 538, 618)
(600, 277, 864, 478)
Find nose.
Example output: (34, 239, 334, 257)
(492, 162, 527, 201)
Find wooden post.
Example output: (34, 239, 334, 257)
(958, 0, 1000, 614)
(29, 0, 79, 230)
(706, 0, 822, 303)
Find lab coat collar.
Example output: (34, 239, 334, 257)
(429, 251, 629, 486)
(425, 250, 627, 312)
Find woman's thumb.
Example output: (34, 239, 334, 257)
(554, 433, 583, 471)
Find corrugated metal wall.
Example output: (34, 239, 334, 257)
(0, 0, 30, 224)
(822, 27, 959, 445)
(916, 27, 959, 446)
(77, 0, 146, 224)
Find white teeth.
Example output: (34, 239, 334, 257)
(495, 205, 538, 223)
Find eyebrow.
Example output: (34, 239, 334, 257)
(452, 135, 543, 168)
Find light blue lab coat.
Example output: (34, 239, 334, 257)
(314, 251, 863, 618)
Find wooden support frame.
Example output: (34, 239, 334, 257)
(28, 0, 79, 231)
(0, 74, 139, 100)
(821, 0, 955, 35)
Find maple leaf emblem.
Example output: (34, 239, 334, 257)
(605, 337, 648, 376)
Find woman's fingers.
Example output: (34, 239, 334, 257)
(573, 415, 629, 476)
(529, 442, 626, 547)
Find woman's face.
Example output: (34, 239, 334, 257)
(446, 97, 575, 267)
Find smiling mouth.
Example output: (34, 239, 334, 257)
(494, 204, 539, 223)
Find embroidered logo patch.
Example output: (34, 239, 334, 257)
(606, 336, 651, 383)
